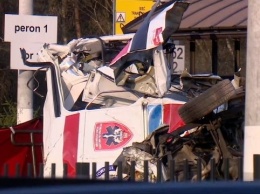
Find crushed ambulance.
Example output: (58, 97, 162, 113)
(3, 0, 244, 180)
(19, 0, 190, 178)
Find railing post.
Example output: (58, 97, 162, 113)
(3, 164, 9, 177)
(63, 163, 68, 178)
(169, 160, 175, 182)
(224, 158, 229, 181)
(76, 163, 90, 179)
(105, 162, 110, 180)
(196, 158, 201, 182)
(130, 161, 136, 182)
(238, 157, 243, 181)
(254, 154, 260, 180)
(27, 163, 33, 178)
(157, 160, 162, 183)
(143, 160, 149, 182)
(15, 164, 20, 178)
(51, 163, 56, 178)
(210, 158, 215, 181)
(92, 162, 97, 180)
(183, 159, 189, 181)
(39, 163, 44, 178)
(117, 161, 123, 181)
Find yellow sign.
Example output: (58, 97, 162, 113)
(114, 0, 155, 34)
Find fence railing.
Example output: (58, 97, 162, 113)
(0, 158, 242, 182)
(2, 155, 260, 182)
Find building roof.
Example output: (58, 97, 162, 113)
(180, 0, 247, 31)
(122, 0, 248, 39)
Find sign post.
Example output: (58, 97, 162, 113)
(4, 0, 57, 124)
(17, 0, 34, 124)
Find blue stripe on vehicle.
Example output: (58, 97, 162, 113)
(147, 104, 162, 134)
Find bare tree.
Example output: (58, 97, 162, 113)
(79, 0, 113, 35)
(74, 0, 82, 38)
(61, 0, 68, 43)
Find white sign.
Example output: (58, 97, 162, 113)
(11, 42, 44, 70)
(173, 45, 185, 73)
(4, 14, 57, 43)
(4, 14, 57, 69)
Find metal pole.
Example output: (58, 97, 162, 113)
(113, 0, 116, 35)
(17, 0, 34, 124)
(244, 0, 260, 181)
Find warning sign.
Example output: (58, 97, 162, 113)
(114, 0, 155, 34)
(116, 12, 126, 22)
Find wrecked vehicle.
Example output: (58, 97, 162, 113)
(16, 0, 244, 181)
(19, 0, 190, 178)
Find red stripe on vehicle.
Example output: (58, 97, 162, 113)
(163, 104, 185, 133)
(63, 113, 80, 177)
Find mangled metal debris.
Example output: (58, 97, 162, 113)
(113, 75, 245, 182)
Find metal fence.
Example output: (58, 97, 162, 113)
(0, 158, 242, 181)
(2, 155, 260, 182)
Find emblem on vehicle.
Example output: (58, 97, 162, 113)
(94, 122, 133, 150)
